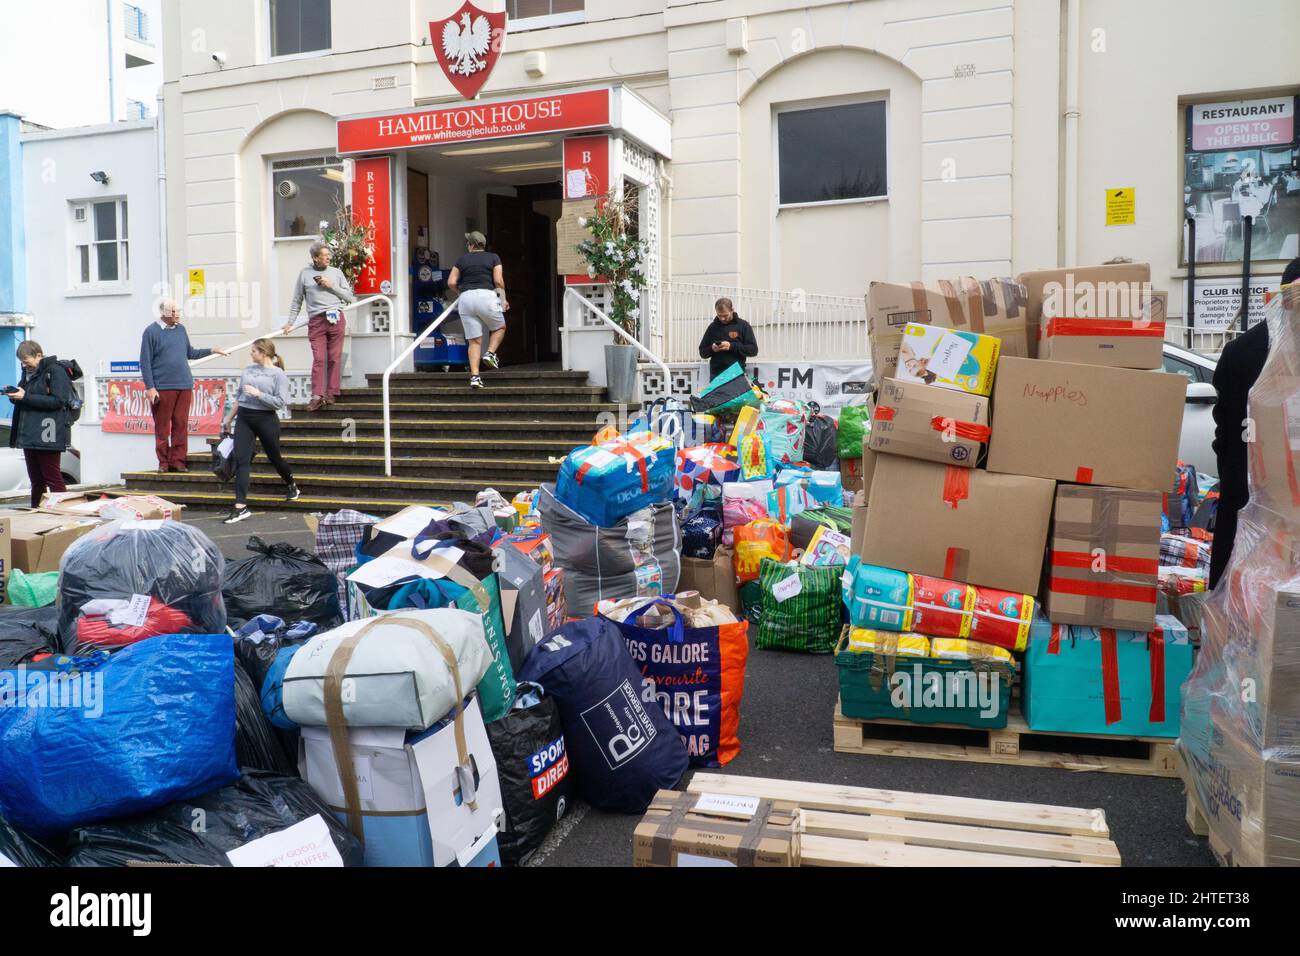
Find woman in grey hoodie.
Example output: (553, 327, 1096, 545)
(222, 338, 299, 524)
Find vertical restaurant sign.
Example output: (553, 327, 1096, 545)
(563, 135, 611, 199)
(352, 157, 393, 296)
(1191, 97, 1295, 151)
(101, 380, 227, 435)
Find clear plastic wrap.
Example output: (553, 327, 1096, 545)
(56, 520, 226, 650)
(1179, 289, 1300, 866)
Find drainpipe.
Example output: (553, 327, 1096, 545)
(156, 90, 168, 295)
(106, 0, 117, 123)
(1063, 0, 1080, 265)
(658, 157, 673, 357)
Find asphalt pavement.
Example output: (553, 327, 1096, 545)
(192, 506, 1216, 868)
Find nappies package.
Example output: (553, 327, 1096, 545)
(896, 323, 1000, 396)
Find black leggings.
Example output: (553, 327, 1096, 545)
(233, 408, 293, 506)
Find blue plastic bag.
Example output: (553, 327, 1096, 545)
(0, 633, 238, 836)
(518, 618, 687, 813)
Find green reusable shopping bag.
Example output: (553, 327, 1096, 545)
(756, 558, 842, 654)
(691, 362, 763, 416)
(837, 404, 870, 460)
(8, 570, 59, 608)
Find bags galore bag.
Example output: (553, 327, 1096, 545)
(539, 484, 681, 611)
(485, 682, 574, 866)
(282, 610, 491, 731)
(517, 618, 688, 813)
(0, 633, 239, 836)
(602, 597, 748, 767)
(555, 432, 676, 528)
(63, 771, 364, 867)
(223, 536, 344, 630)
(756, 559, 843, 654)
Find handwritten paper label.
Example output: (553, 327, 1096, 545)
(692, 793, 761, 818)
(122, 594, 152, 629)
(226, 815, 345, 868)
(772, 573, 803, 603)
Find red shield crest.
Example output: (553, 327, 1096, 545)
(431, 1, 507, 100)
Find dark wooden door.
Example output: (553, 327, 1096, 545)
(487, 194, 535, 366)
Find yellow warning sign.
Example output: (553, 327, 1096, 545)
(187, 268, 205, 297)
(1106, 188, 1135, 226)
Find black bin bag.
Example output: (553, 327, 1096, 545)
(233, 657, 297, 777)
(0, 606, 60, 667)
(0, 815, 61, 867)
(64, 772, 364, 867)
(222, 537, 343, 630)
(485, 682, 573, 865)
(517, 618, 688, 814)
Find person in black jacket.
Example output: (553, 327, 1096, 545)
(1209, 257, 1300, 588)
(5, 340, 72, 508)
(698, 297, 758, 379)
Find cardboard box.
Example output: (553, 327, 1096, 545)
(869, 379, 989, 468)
(1246, 365, 1300, 523)
(40, 493, 183, 522)
(493, 543, 548, 672)
(1045, 485, 1162, 631)
(678, 546, 740, 613)
(862, 455, 1055, 595)
(1022, 614, 1192, 737)
(4, 511, 103, 575)
(986, 357, 1186, 492)
(850, 501, 868, 556)
(895, 324, 999, 396)
(555, 198, 598, 276)
(1040, 289, 1167, 370)
(633, 790, 799, 867)
(1016, 262, 1151, 360)
(867, 277, 1029, 382)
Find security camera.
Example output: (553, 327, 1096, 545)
(211, 51, 227, 67)
(89, 171, 110, 185)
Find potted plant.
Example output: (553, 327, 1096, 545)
(576, 192, 648, 403)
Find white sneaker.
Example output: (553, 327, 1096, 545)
(223, 507, 253, 525)
(469, 375, 485, 389)
(482, 351, 500, 369)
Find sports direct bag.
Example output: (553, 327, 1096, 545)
(517, 618, 688, 813)
(0, 633, 239, 836)
(759, 399, 808, 468)
(691, 362, 762, 415)
(601, 597, 748, 767)
(756, 559, 842, 654)
(282, 609, 491, 731)
(485, 683, 573, 866)
(555, 432, 676, 528)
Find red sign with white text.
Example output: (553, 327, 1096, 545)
(351, 157, 393, 295)
(431, 0, 507, 101)
(563, 135, 610, 199)
(102, 380, 227, 435)
(337, 89, 612, 154)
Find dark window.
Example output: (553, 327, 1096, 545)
(271, 0, 331, 57)
(778, 101, 887, 206)
(508, 0, 584, 19)
(273, 158, 344, 238)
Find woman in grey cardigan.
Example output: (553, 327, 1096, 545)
(222, 338, 300, 524)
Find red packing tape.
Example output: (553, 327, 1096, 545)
(1148, 626, 1166, 724)
(1049, 577, 1157, 605)
(576, 442, 650, 492)
(1048, 624, 1063, 655)
(1101, 628, 1122, 725)
(1075, 467, 1094, 484)
(1044, 318, 1167, 338)
(874, 406, 897, 422)
(1050, 550, 1159, 576)
(929, 416, 992, 443)
(942, 466, 970, 509)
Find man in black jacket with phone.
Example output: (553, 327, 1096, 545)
(698, 297, 759, 379)
(1209, 256, 1300, 588)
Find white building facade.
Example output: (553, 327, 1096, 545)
(158, 0, 1300, 388)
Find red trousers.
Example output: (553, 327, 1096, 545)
(308, 314, 347, 400)
(24, 449, 64, 509)
(152, 388, 192, 469)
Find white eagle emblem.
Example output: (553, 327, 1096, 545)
(441, 11, 492, 77)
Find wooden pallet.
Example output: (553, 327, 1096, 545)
(687, 773, 1121, 866)
(833, 700, 1180, 778)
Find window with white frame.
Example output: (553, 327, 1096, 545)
(71, 199, 129, 287)
(269, 0, 331, 58)
(273, 156, 344, 238)
(777, 100, 887, 207)
(508, 0, 584, 25)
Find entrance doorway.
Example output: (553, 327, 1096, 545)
(404, 137, 565, 369)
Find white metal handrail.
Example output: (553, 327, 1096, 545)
(382, 297, 460, 476)
(189, 294, 399, 369)
(564, 286, 673, 399)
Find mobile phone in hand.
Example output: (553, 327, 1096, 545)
(2, 386, 17, 394)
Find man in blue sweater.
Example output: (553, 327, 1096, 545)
(140, 300, 227, 472)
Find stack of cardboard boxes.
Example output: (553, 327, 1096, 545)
(1179, 290, 1300, 866)
(850, 264, 1195, 736)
